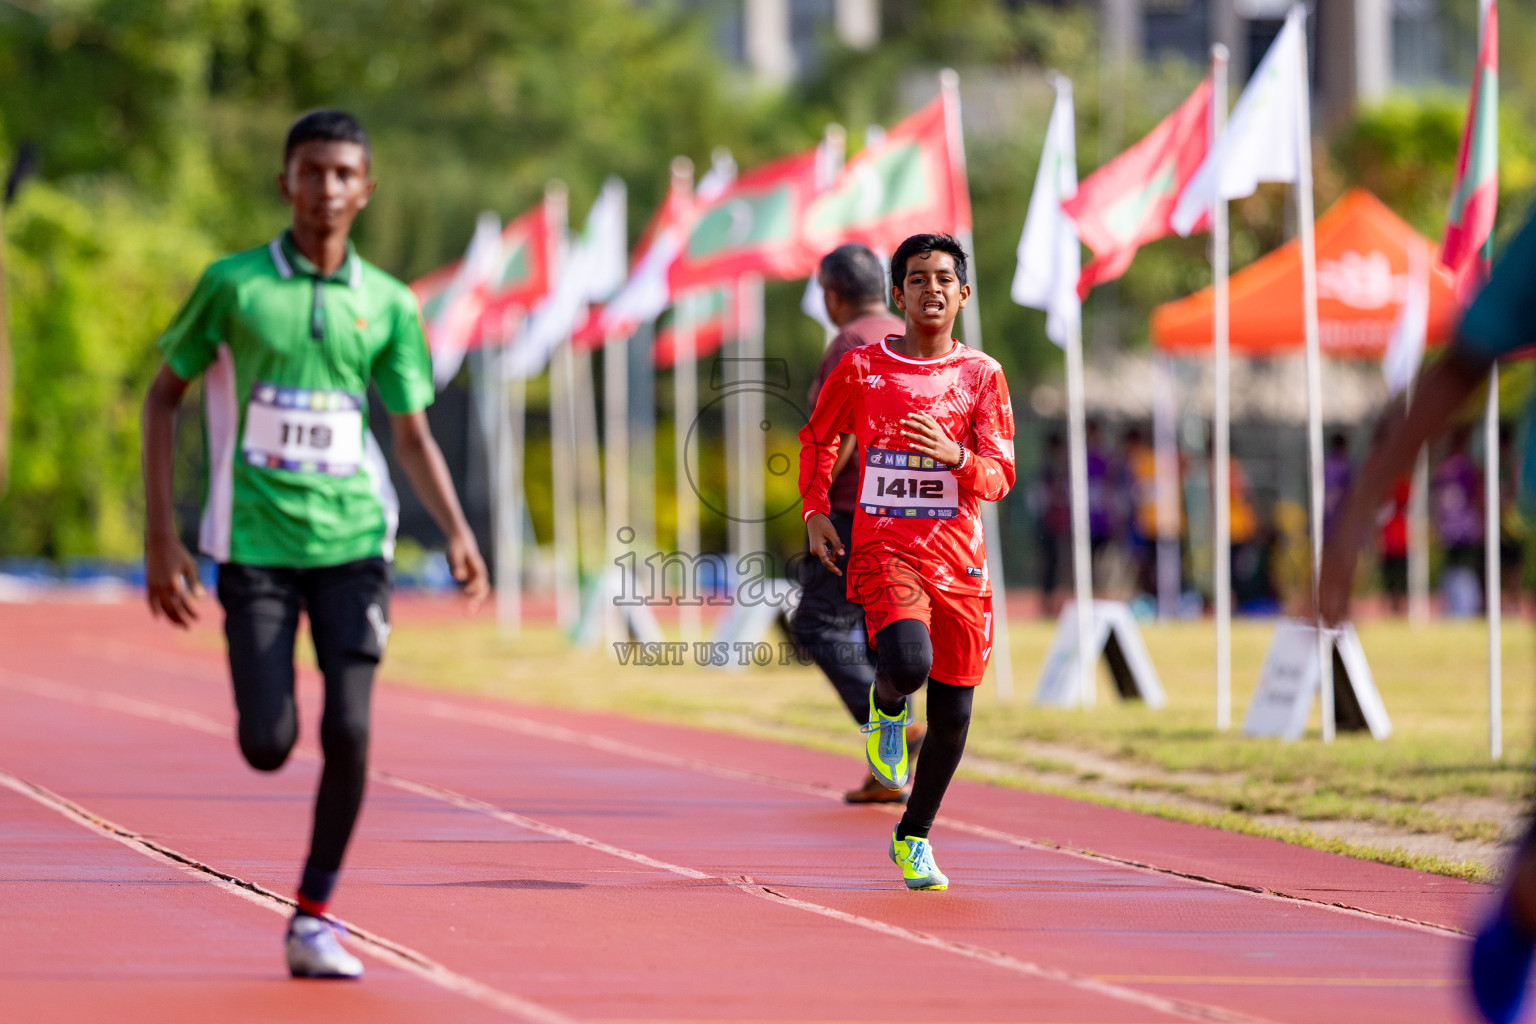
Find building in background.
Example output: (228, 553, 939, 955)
(1086, 0, 1456, 122)
(673, 0, 881, 84)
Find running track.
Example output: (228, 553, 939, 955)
(0, 599, 1495, 1023)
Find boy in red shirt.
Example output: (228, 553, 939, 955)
(798, 233, 1016, 891)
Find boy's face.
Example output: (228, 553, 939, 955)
(278, 140, 374, 235)
(891, 250, 968, 333)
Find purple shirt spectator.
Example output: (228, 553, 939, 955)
(809, 312, 907, 514)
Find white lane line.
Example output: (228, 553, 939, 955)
(401, 695, 1469, 938)
(0, 667, 1471, 938)
(0, 670, 1278, 1024)
(372, 773, 1277, 1024)
(0, 768, 577, 1024)
(731, 881, 1272, 1024)
(20, 639, 1477, 938)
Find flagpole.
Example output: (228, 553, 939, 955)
(504, 357, 527, 638)
(674, 293, 701, 642)
(573, 344, 607, 643)
(1064, 313, 1095, 710)
(491, 318, 523, 639)
(552, 339, 580, 632)
(1479, 0, 1502, 762)
(1409, 444, 1430, 623)
(1153, 354, 1180, 619)
(1210, 44, 1233, 732)
(544, 183, 580, 633)
(1486, 363, 1502, 759)
(604, 326, 630, 649)
(943, 66, 1016, 703)
(742, 274, 767, 563)
(1291, 8, 1334, 743)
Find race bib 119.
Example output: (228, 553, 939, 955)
(242, 383, 364, 476)
(859, 447, 959, 520)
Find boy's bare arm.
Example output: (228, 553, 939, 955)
(1318, 348, 1489, 624)
(142, 364, 203, 627)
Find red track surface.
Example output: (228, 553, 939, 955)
(0, 599, 1494, 1023)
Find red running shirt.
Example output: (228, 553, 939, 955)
(798, 337, 1016, 596)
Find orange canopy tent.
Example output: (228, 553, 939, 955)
(1151, 189, 1458, 358)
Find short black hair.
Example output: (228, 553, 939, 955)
(819, 243, 886, 303)
(284, 109, 371, 166)
(890, 233, 968, 288)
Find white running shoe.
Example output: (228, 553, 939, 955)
(286, 914, 364, 979)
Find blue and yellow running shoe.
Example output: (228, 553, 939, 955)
(890, 828, 949, 891)
(861, 685, 909, 789)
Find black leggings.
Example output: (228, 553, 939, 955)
(872, 618, 975, 841)
(217, 558, 390, 906)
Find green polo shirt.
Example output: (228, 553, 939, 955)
(158, 232, 434, 568)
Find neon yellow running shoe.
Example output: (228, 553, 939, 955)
(860, 685, 909, 789)
(890, 828, 949, 891)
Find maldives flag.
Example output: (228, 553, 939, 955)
(1062, 78, 1211, 298)
(574, 162, 699, 349)
(477, 201, 555, 337)
(410, 261, 459, 328)
(1442, 0, 1498, 293)
(653, 286, 735, 369)
(668, 148, 820, 290)
(801, 95, 970, 258)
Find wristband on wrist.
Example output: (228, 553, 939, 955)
(953, 444, 969, 471)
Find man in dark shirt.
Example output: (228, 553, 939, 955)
(793, 243, 924, 803)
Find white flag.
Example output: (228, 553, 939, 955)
(1383, 240, 1430, 397)
(801, 274, 837, 337)
(1171, 5, 1307, 236)
(1012, 78, 1081, 349)
(598, 153, 736, 337)
(431, 211, 503, 388)
(506, 177, 628, 379)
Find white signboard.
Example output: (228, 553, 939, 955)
(1033, 601, 1167, 709)
(1243, 619, 1391, 741)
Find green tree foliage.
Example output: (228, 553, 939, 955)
(1, 181, 215, 558)
(0, 0, 1531, 561)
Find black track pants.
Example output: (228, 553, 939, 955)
(217, 557, 390, 905)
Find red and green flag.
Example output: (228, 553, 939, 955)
(410, 261, 460, 328)
(800, 95, 970, 258)
(1442, 0, 1498, 295)
(1061, 78, 1212, 298)
(669, 148, 820, 290)
(653, 286, 735, 369)
(476, 200, 555, 339)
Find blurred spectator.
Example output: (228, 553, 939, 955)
(1377, 475, 1411, 615)
(1226, 456, 1273, 611)
(1029, 432, 1071, 616)
(1324, 431, 1353, 534)
(1433, 426, 1484, 617)
(1272, 498, 1312, 609)
(1085, 419, 1113, 550)
(1122, 426, 1160, 598)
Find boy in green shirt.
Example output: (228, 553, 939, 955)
(141, 110, 488, 979)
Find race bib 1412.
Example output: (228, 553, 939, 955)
(242, 383, 364, 476)
(859, 447, 959, 519)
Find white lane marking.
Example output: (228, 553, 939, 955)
(0, 670, 1281, 1024)
(379, 776, 1279, 1024)
(400, 695, 1469, 939)
(376, 772, 709, 881)
(732, 881, 1274, 1024)
(0, 667, 1472, 937)
(0, 768, 577, 1024)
